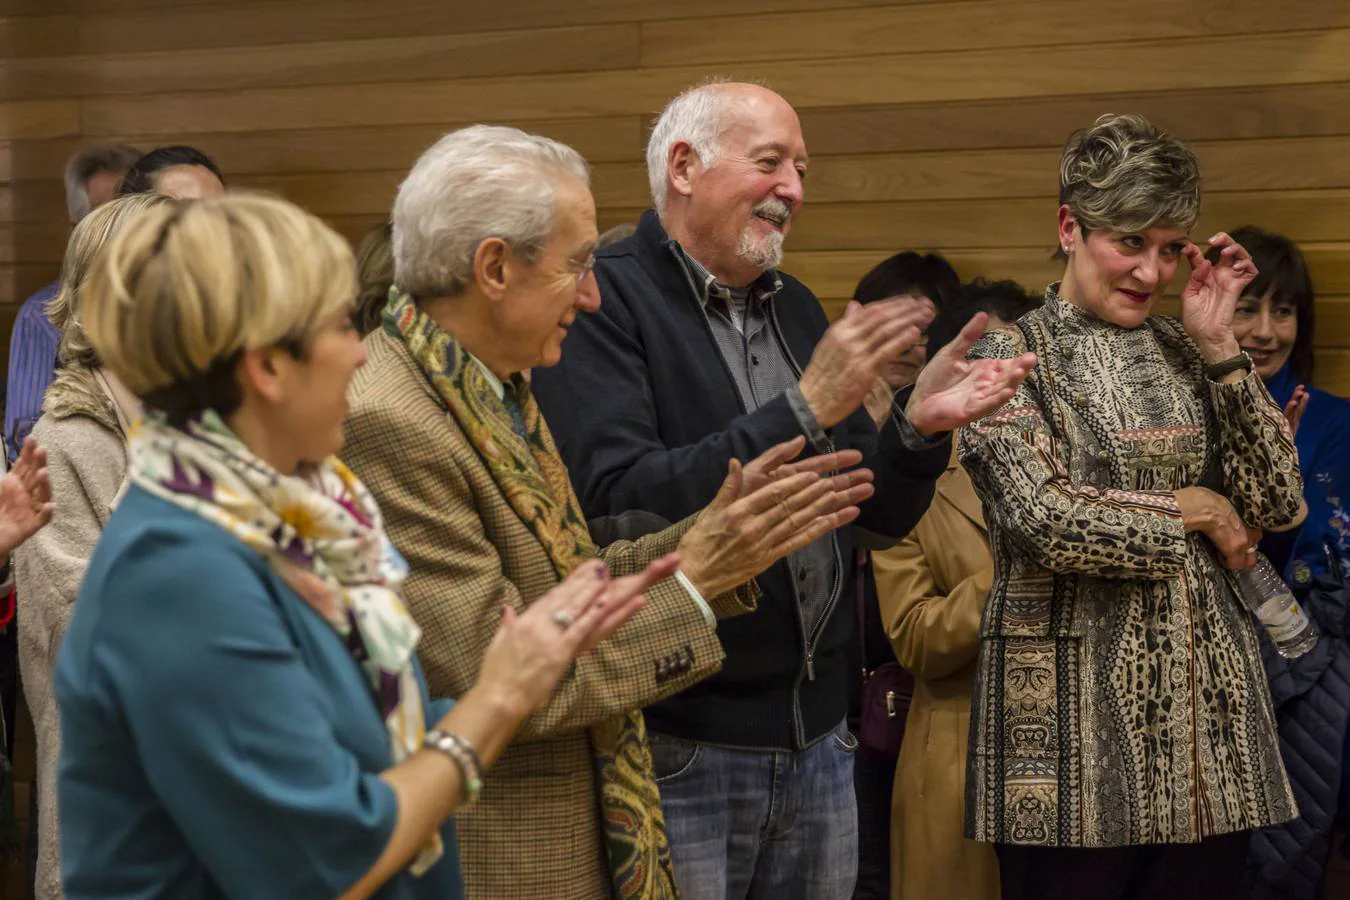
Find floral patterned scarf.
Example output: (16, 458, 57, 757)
(127, 409, 443, 875)
(385, 291, 680, 900)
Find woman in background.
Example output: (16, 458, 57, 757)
(853, 251, 963, 427)
(847, 250, 962, 900)
(872, 277, 1042, 900)
(1211, 226, 1350, 900)
(1212, 226, 1350, 588)
(15, 191, 171, 900)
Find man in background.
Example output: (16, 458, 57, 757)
(5, 144, 140, 463)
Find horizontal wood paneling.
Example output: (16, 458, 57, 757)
(78, 29, 1350, 136)
(0, 263, 57, 306)
(0, 100, 78, 140)
(796, 82, 1350, 155)
(0, 222, 69, 265)
(643, 0, 1350, 67)
(0, 0, 1348, 390)
(4, 116, 646, 184)
(0, 14, 75, 58)
(63, 0, 911, 54)
(0, 24, 643, 100)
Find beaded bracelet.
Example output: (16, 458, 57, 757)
(424, 730, 483, 809)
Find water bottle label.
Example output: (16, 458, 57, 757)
(1260, 601, 1310, 643)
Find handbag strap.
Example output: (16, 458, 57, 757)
(856, 547, 870, 682)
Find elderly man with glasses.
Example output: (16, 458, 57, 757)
(340, 124, 878, 900)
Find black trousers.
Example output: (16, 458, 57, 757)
(850, 744, 895, 899)
(996, 830, 1251, 900)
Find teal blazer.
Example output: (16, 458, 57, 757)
(55, 485, 464, 900)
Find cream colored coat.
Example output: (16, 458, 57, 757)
(15, 367, 131, 900)
(871, 451, 999, 900)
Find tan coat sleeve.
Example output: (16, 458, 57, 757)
(342, 401, 729, 743)
(872, 530, 991, 682)
(14, 414, 126, 900)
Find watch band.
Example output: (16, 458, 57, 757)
(1204, 351, 1253, 382)
(424, 729, 483, 808)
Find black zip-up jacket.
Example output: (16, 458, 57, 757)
(532, 210, 949, 749)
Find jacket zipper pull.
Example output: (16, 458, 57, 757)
(806, 649, 816, 681)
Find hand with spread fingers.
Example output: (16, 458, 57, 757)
(677, 437, 874, 599)
(905, 312, 1038, 436)
(798, 296, 935, 429)
(1181, 233, 1259, 364)
(477, 554, 682, 718)
(0, 435, 53, 559)
(734, 435, 865, 497)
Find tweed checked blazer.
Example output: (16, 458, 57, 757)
(342, 330, 755, 900)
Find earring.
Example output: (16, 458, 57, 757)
(1062, 243, 1072, 254)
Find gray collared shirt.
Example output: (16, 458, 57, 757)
(674, 247, 840, 633)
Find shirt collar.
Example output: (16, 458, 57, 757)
(675, 243, 783, 309)
(466, 352, 507, 401)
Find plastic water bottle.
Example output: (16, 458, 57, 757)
(1233, 553, 1320, 659)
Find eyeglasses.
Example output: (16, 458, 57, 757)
(571, 251, 596, 287)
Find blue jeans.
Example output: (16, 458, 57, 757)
(650, 721, 859, 900)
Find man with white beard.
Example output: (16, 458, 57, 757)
(531, 79, 1033, 899)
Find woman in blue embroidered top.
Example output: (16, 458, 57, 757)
(1211, 226, 1350, 589)
(54, 194, 674, 900)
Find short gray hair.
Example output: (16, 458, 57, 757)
(646, 77, 739, 216)
(1059, 113, 1201, 235)
(393, 124, 590, 299)
(63, 143, 141, 222)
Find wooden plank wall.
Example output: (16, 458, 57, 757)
(2, 0, 1350, 388)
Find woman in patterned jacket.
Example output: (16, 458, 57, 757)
(959, 113, 1307, 900)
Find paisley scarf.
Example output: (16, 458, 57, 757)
(127, 409, 442, 875)
(384, 290, 680, 899)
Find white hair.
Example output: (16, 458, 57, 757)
(392, 124, 590, 298)
(645, 78, 741, 216)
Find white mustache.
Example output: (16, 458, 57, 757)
(753, 199, 791, 223)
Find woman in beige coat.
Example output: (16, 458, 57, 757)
(872, 279, 1042, 900)
(15, 192, 170, 900)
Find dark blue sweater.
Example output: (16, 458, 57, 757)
(533, 210, 948, 749)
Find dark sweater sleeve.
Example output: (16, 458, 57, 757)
(534, 265, 815, 523)
(842, 394, 950, 547)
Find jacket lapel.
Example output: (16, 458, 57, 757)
(937, 442, 986, 532)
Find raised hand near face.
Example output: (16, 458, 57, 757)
(1181, 233, 1259, 364)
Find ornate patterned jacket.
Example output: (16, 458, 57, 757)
(958, 289, 1304, 848)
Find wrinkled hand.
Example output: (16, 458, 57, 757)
(0, 436, 52, 559)
(477, 554, 681, 717)
(905, 313, 1037, 436)
(735, 435, 865, 497)
(1181, 234, 1258, 363)
(679, 440, 874, 598)
(799, 297, 934, 429)
(1283, 385, 1309, 438)
(1175, 486, 1262, 570)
